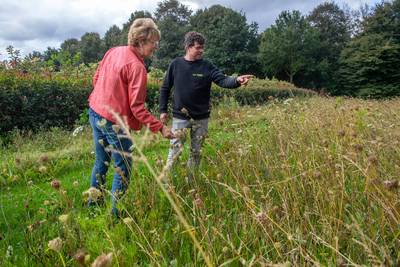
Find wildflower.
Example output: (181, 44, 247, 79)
(82, 187, 103, 202)
(43, 200, 50, 206)
(242, 186, 251, 196)
(73, 181, 79, 187)
(12, 175, 19, 182)
(283, 98, 293, 105)
(368, 155, 378, 165)
(123, 217, 134, 225)
(59, 214, 69, 224)
(256, 211, 267, 224)
(6, 245, 13, 258)
(181, 107, 189, 116)
(337, 130, 345, 137)
(38, 165, 47, 173)
(50, 179, 61, 190)
(156, 158, 163, 166)
(352, 143, 363, 152)
(39, 154, 49, 163)
(194, 196, 204, 209)
(74, 249, 87, 266)
(313, 171, 322, 178)
(48, 237, 63, 252)
(91, 252, 113, 267)
(27, 180, 33, 186)
(383, 180, 399, 190)
(15, 157, 21, 165)
(72, 126, 84, 137)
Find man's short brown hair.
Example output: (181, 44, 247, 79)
(184, 31, 205, 49)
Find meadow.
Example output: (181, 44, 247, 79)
(1, 97, 399, 266)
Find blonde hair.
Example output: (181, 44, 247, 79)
(127, 18, 160, 47)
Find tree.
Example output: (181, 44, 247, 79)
(60, 38, 80, 66)
(104, 25, 123, 50)
(190, 5, 261, 75)
(43, 47, 59, 62)
(79, 32, 105, 64)
(61, 38, 80, 57)
(258, 10, 318, 84)
(304, 2, 352, 90)
(6, 45, 21, 68)
(337, 0, 400, 97)
(153, 0, 192, 70)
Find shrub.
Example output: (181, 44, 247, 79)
(0, 71, 314, 134)
(0, 71, 91, 133)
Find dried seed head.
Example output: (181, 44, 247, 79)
(194, 198, 204, 209)
(338, 130, 346, 137)
(256, 211, 267, 224)
(59, 214, 69, 224)
(74, 249, 86, 266)
(50, 179, 61, 190)
(352, 143, 363, 152)
(48, 237, 63, 252)
(242, 186, 251, 196)
(91, 252, 113, 267)
(313, 171, 322, 178)
(383, 180, 399, 190)
(123, 217, 134, 225)
(368, 155, 378, 165)
(82, 187, 103, 202)
(38, 165, 47, 173)
(181, 107, 189, 116)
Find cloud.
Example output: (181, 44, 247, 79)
(0, 0, 379, 60)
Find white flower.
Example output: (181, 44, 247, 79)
(59, 214, 69, 224)
(82, 187, 103, 202)
(48, 237, 63, 252)
(283, 98, 293, 105)
(6, 245, 13, 258)
(72, 126, 84, 137)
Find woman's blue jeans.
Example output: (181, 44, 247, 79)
(89, 108, 132, 216)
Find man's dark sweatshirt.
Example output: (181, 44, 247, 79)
(159, 57, 240, 120)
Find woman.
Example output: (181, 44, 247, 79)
(88, 18, 173, 216)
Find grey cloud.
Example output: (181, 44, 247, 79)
(184, 0, 364, 30)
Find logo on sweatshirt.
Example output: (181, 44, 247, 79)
(192, 73, 204, 77)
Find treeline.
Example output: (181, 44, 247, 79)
(2, 0, 400, 97)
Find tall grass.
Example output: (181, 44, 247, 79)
(0, 97, 399, 266)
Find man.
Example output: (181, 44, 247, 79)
(159, 31, 253, 173)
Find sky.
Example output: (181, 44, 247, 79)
(0, 0, 380, 60)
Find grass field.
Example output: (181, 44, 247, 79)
(1, 97, 399, 266)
